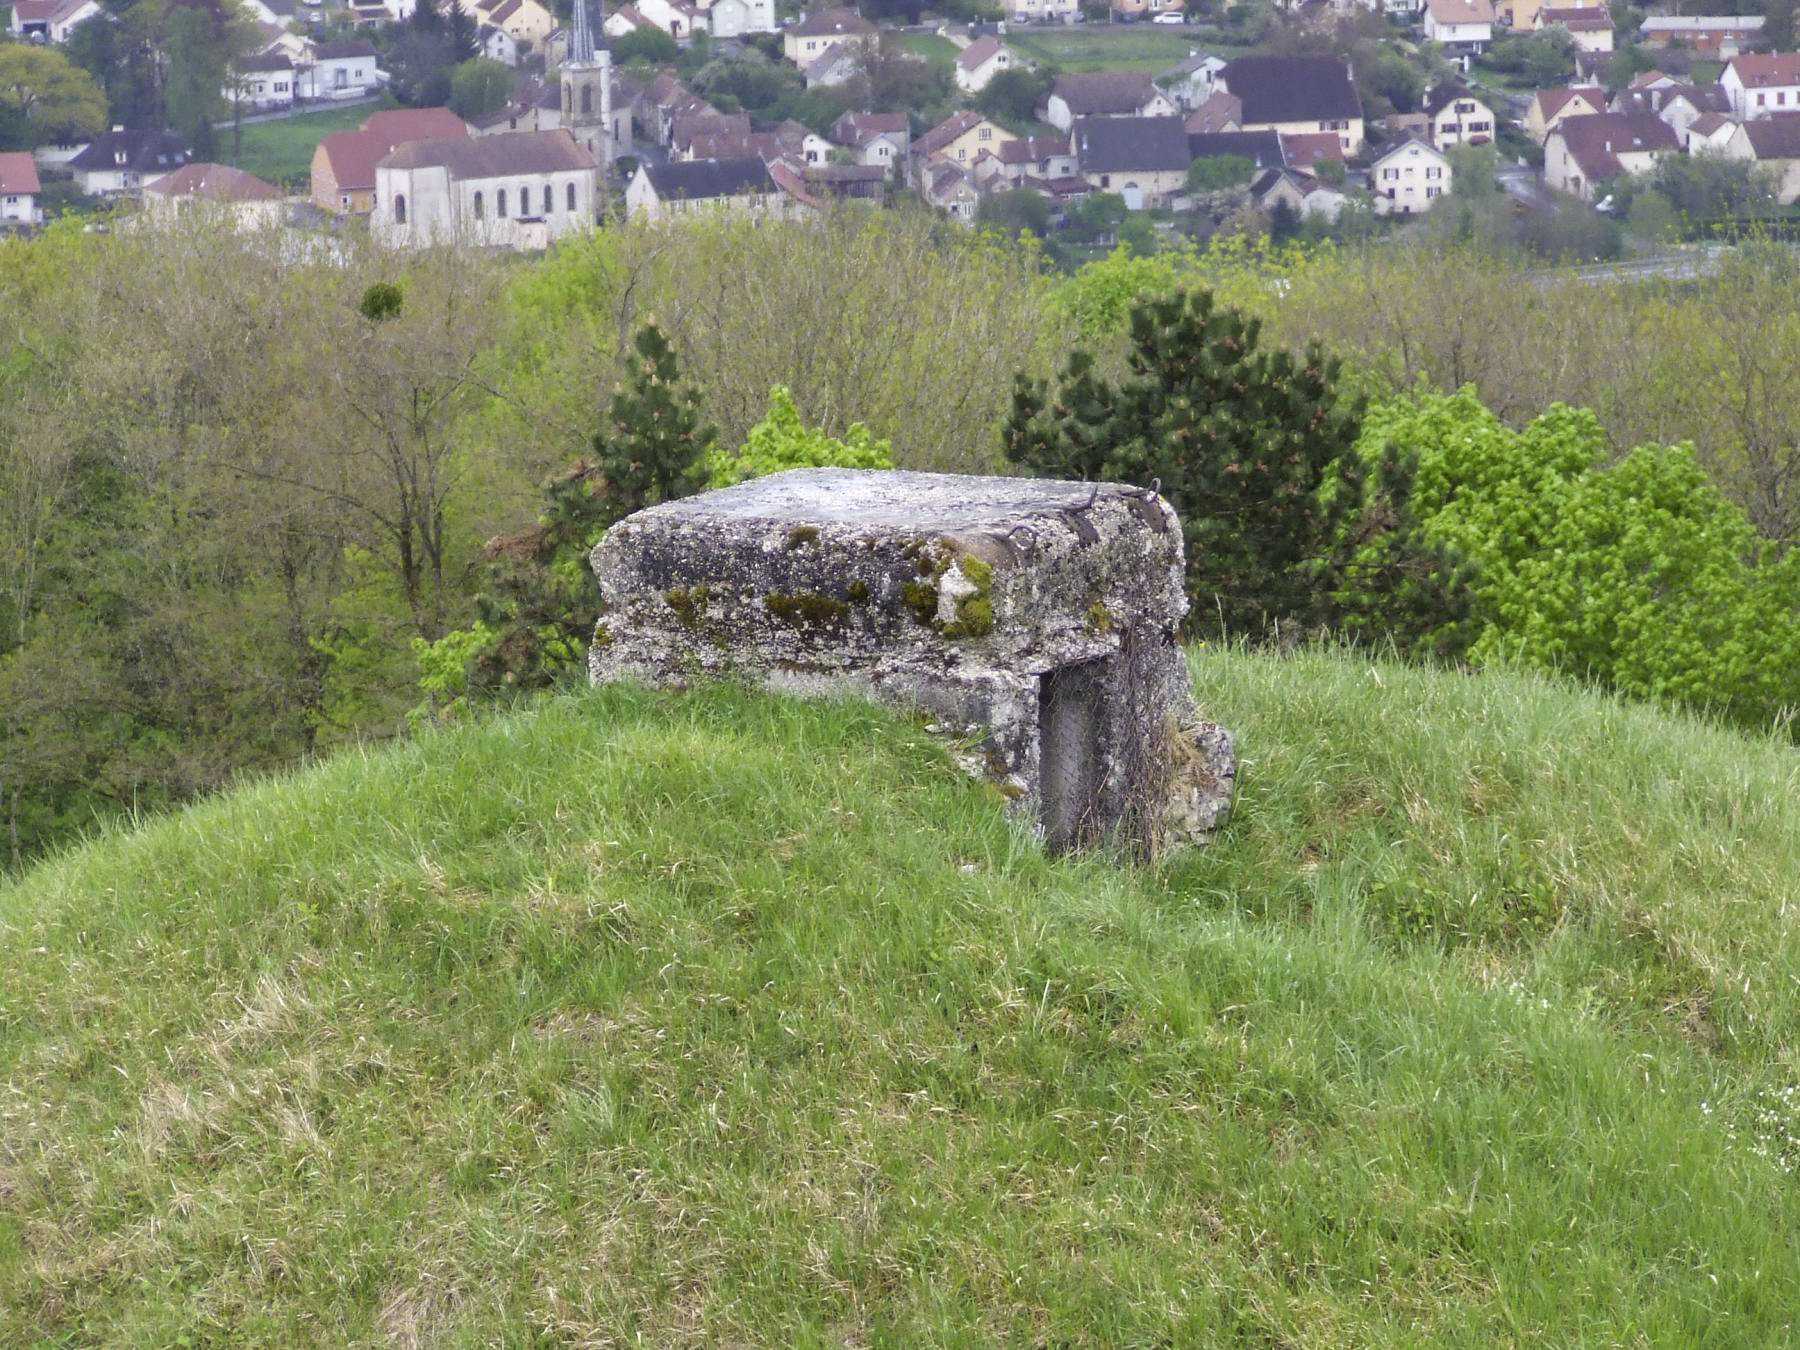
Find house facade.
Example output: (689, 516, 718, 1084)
(374, 129, 597, 248)
(1423, 0, 1495, 55)
(1536, 7, 1613, 53)
(140, 163, 285, 230)
(1423, 82, 1495, 150)
(7, 0, 100, 43)
(1639, 15, 1762, 52)
(296, 41, 382, 100)
(1072, 115, 1189, 209)
(1368, 135, 1451, 214)
(709, 0, 777, 37)
(227, 53, 297, 114)
(912, 111, 1006, 172)
(0, 153, 42, 225)
(832, 112, 910, 177)
(624, 156, 792, 221)
(1045, 72, 1176, 131)
(67, 129, 191, 195)
(954, 36, 1012, 94)
(1719, 112, 1800, 203)
(1544, 111, 1677, 199)
(1526, 85, 1606, 143)
(783, 8, 874, 65)
(1722, 53, 1800, 120)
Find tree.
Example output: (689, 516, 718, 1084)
(473, 323, 715, 692)
(1063, 190, 1127, 243)
(0, 46, 107, 148)
(613, 26, 680, 64)
(450, 58, 514, 119)
(1186, 153, 1254, 193)
(976, 187, 1051, 237)
(1118, 212, 1158, 257)
(1769, 0, 1798, 51)
(974, 66, 1053, 129)
(706, 384, 893, 487)
(1003, 287, 1466, 645)
(1652, 152, 1777, 224)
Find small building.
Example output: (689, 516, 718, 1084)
(1423, 81, 1496, 150)
(374, 129, 597, 248)
(1010, 0, 1078, 21)
(1526, 85, 1607, 144)
(1536, 7, 1613, 54)
(1423, 0, 1495, 56)
(993, 134, 1076, 185)
(832, 112, 911, 177)
(1159, 52, 1227, 113)
(920, 159, 977, 221)
(635, 0, 708, 38)
(783, 7, 875, 66)
(67, 129, 192, 196)
(297, 40, 382, 101)
(1638, 15, 1763, 54)
(1611, 83, 1732, 144)
(1719, 111, 1800, 203)
(7, 0, 101, 43)
(1368, 134, 1452, 214)
(0, 153, 43, 226)
(480, 23, 520, 66)
(954, 36, 1013, 95)
(1217, 55, 1364, 155)
(709, 0, 777, 37)
(471, 0, 556, 46)
(1685, 112, 1738, 154)
(1722, 53, 1800, 121)
(140, 162, 285, 229)
(1544, 111, 1677, 200)
(1072, 115, 1190, 209)
(624, 156, 790, 221)
(1251, 166, 1345, 221)
(227, 52, 298, 115)
(803, 44, 863, 89)
(1045, 72, 1176, 131)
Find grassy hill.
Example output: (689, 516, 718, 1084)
(4, 649, 1800, 1343)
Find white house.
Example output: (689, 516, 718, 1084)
(1158, 52, 1227, 112)
(1544, 111, 1677, 200)
(1368, 135, 1452, 214)
(832, 112, 910, 177)
(636, 0, 708, 37)
(954, 36, 1012, 94)
(923, 159, 978, 223)
(1423, 0, 1494, 56)
(805, 45, 863, 89)
(1045, 72, 1175, 131)
(783, 7, 875, 65)
(66, 129, 192, 196)
(296, 40, 382, 100)
(708, 0, 776, 37)
(480, 24, 520, 65)
(624, 156, 792, 221)
(373, 129, 597, 250)
(140, 163, 285, 230)
(0, 153, 42, 226)
(226, 52, 297, 115)
(1686, 112, 1739, 154)
(1536, 7, 1613, 54)
(7, 0, 101, 43)
(1722, 53, 1800, 120)
(1719, 111, 1800, 202)
(1422, 82, 1496, 150)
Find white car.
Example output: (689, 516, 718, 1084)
(1152, 11, 1186, 23)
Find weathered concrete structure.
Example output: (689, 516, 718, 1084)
(589, 470, 1235, 854)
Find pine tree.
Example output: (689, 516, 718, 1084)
(474, 324, 716, 691)
(1003, 287, 1470, 649)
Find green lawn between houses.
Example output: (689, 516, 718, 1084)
(224, 100, 393, 192)
(7, 647, 1800, 1342)
(1008, 26, 1242, 73)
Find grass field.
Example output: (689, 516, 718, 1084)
(6, 650, 1800, 1341)
(893, 31, 960, 73)
(1009, 27, 1237, 73)
(225, 102, 388, 191)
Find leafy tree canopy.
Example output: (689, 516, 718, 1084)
(0, 46, 108, 148)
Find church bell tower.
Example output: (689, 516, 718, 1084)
(561, 0, 613, 187)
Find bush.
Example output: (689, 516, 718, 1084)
(705, 385, 894, 488)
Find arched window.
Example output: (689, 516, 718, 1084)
(393, 193, 407, 224)
(473, 190, 483, 218)
(567, 181, 576, 211)
(543, 183, 552, 215)
(563, 84, 571, 114)
(498, 188, 508, 218)
(581, 84, 593, 116)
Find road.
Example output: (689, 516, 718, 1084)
(1497, 162, 1558, 213)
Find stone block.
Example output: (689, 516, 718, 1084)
(589, 469, 1235, 854)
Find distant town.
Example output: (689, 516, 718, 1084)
(2, 0, 1796, 254)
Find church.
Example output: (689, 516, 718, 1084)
(559, 0, 617, 170)
(372, 130, 599, 250)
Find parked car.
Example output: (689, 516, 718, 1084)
(1152, 10, 1185, 23)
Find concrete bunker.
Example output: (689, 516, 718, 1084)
(588, 469, 1235, 855)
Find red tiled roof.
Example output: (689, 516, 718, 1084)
(361, 107, 471, 143)
(1728, 52, 1800, 88)
(145, 162, 282, 202)
(0, 151, 42, 196)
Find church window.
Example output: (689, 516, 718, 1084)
(394, 193, 407, 223)
(543, 184, 552, 214)
(564, 85, 571, 114)
(498, 188, 508, 217)
(567, 181, 576, 211)
(581, 85, 593, 116)
(473, 190, 484, 218)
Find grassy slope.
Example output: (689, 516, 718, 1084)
(226, 104, 386, 192)
(4, 652, 1800, 1343)
(893, 32, 960, 74)
(1009, 28, 1236, 73)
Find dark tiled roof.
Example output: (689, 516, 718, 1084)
(1423, 81, 1486, 117)
(1073, 115, 1190, 173)
(381, 129, 598, 176)
(1555, 111, 1678, 179)
(957, 35, 1005, 71)
(790, 6, 873, 36)
(69, 129, 191, 174)
(1187, 129, 1283, 168)
(642, 156, 775, 199)
(997, 135, 1069, 164)
(1743, 111, 1800, 159)
(1220, 55, 1360, 126)
(1051, 71, 1160, 116)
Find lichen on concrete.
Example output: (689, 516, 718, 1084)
(589, 468, 1236, 855)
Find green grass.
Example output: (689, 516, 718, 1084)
(6, 651, 1800, 1342)
(225, 102, 390, 191)
(1009, 27, 1232, 73)
(894, 31, 960, 73)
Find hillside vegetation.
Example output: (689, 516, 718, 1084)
(5, 649, 1800, 1343)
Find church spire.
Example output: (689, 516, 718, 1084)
(570, 0, 595, 64)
